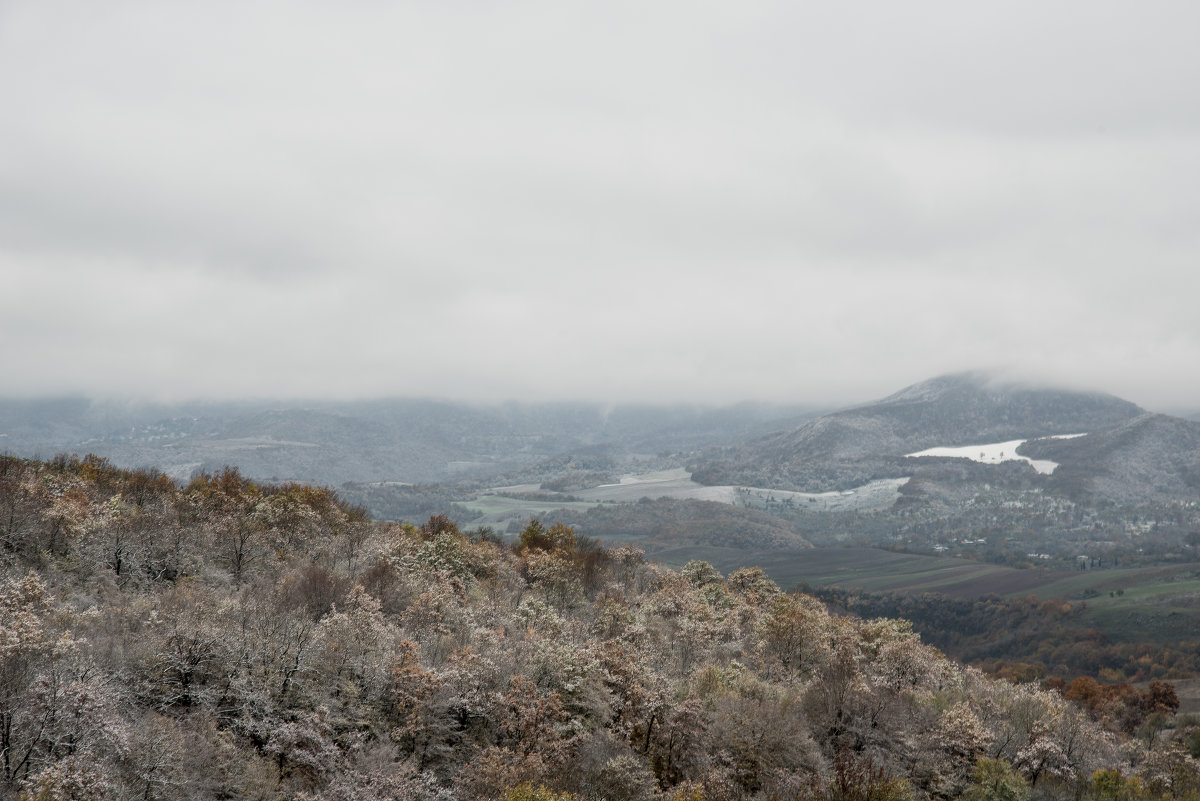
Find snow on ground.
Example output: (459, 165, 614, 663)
(574, 469, 903, 512)
(496, 468, 903, 511)
(734, 478, 908, 513)
(575, 469, 739, 504)
(485, 430, 1090, 526)
(905, 434, 1086, 475)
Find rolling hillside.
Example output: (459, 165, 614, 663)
(691, 372, 1151, 493)
(1023, 413, 1200, 501)
(0, 397, 819, 486)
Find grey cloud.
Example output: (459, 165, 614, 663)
(2, 1, 1199, 409)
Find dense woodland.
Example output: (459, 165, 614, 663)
(1, 455, 1198, 800)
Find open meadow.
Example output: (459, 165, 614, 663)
(648, 545, 1200, 647)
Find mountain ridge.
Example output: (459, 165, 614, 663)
(1021, 412, 1200, 502)
(690, 371, 1167, 494)
(0, 396, 822, 486)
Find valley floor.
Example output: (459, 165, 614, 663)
(467, 468, 905, 530)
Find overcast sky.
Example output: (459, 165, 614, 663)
(3, 1, 1199, 410)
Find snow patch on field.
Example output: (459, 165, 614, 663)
(576, 469, 737, 503)
(551, 469, 904, 511)
(906, 434, 1086, 475)
(733, 478, 908, 512)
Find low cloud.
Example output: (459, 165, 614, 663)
(3, 1, 1199, 411)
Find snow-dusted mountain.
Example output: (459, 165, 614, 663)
(690, 371, 1165, 495)
(1021, 412, 1200, 502)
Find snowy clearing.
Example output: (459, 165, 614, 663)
(573, 469, 905, 511)
(576, 468, 738, 503)
(491, 468, 904, 513)
(732, 478, 909, 513)
(905, 434, 1086, 475)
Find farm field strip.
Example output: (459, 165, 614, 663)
(486, 469, 904, 514)
(656, 546, 1200, 605)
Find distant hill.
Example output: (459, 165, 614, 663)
(1022, 412, 1200, 502)
(691, 371, 1145, 492)
(0, 396, 819, 486)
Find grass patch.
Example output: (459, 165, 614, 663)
(666, 545, 1200, 647)
(462, 494, 600, 518)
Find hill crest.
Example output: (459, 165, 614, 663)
(692, 371, 1149, 492)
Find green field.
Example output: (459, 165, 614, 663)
(652, 545, 1060, 597)
(650, 545, 1200, 645)
(459, 473, 1200, 649)
(462, 494, 595, 517)
(460, 493, 602, 527)
(1062, 574, 1200, 642)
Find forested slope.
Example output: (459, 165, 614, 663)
(0, 455, 1194, 801)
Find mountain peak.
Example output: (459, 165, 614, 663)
(692, 371, 1146, 492)
(871, 370, 1130, 409)
(872, 371, 997, 405)
(840, 371, 1143, 441)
